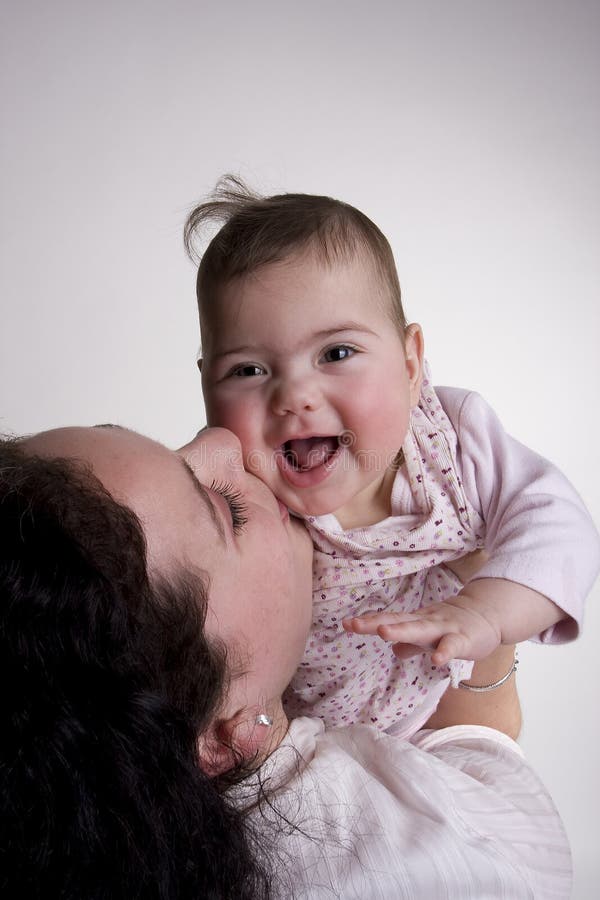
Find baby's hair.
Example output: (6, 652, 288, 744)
(184, 175, 407, 334)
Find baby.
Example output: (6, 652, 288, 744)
(184, 177, 600, 738)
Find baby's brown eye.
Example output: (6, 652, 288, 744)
(321, 346, 355, 363)
(232, 364, 264, 377)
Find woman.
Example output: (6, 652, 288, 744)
(0, 425, 571, 898)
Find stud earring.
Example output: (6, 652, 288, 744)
(255, 713, 273, 727)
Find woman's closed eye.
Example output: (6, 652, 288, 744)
(210, 480, 249, 533)
(319, 344, 357, 364)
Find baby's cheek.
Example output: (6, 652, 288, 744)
(206, 396, 276, 488)
(203, 390, 226, 427)
(245, 448, 279, 493)
(206, 398, 260, 458)
(370, 406, 410, 452)
(204, 391, 242, 427)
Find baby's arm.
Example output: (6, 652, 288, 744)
(344, 548, 524, 736)
(345, 388, 600, 665)
(441, 387, 600, 643)
(343, 577, 561, 665)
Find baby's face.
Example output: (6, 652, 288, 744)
(200, 252, 423, 527)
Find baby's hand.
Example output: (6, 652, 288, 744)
(342, 595, 502, 666)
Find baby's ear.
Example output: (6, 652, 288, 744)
(404, 323, 425, 407)
(197, 709, 273, 776)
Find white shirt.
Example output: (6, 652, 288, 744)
(244, 718, 572, 899)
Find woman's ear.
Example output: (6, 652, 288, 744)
(404, 323, 425, 407)
(197, 708, 274, 776)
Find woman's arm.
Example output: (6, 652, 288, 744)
(423, 642, 522, 739)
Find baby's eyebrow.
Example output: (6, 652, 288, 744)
(311, 322, 378, 339)
(211, 345, 255, 361)
(179, 457, 227, 547)
(211, 323, 378, 360)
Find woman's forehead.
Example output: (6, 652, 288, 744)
(22, 426, 173, 502)
(24, 424, 157, 457)
(21, 425, 231, 541)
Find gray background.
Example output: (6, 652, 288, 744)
(1, 1, 598, 895)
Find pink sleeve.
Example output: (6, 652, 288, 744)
(437, 387, 600, 643)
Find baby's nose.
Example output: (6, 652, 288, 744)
(271, 376, 321, 416)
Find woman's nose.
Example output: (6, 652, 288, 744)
(270, 376, 321, 417)
(178, 427, 244, 482)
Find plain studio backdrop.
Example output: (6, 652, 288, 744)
(1, 1, 598, 895)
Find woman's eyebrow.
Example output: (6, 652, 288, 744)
(179, 457, 227, 547)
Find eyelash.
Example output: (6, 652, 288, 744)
(210, 480, 249, 533)
(226, 344, 359, 378)
(230, 363, 265, 378)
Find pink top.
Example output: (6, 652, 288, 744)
(283, 378, 600, 736)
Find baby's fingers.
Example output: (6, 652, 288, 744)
(376, 617, 449, 648)
(390, 631, 468, 665)
(342, 612, 421, 635)
(430, 633, 467, 666)
(373, 618, 472, 664)
(343, 614, 451, 662)
(390, 642, 430, 661)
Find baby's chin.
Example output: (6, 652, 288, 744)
(259, 471, 342, 520)
(283, 494, 338, 521)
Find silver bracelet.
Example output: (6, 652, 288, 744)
(458, 649, 519, 693)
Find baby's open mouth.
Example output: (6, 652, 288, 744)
(282, 436, 339, 471)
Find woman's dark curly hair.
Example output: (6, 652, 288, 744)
(0, 438, 271, 899)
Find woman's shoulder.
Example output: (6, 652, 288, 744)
(254, 719, 572, 899)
